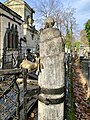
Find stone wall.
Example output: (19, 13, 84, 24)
(0, 3, 23, 68)
(4, 0, 39, 52)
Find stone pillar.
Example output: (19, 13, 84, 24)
(38, 27, 65, 120)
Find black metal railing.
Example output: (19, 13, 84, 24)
(0, 69, 21, 120)
(64, 53, 75, 120)
(0, 68, 39, 120)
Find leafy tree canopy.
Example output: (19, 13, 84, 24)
(85, 19, 90, 47)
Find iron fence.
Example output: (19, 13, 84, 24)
(0, 68, 39, 120)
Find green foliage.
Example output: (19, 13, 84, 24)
(65, 40, 71, 49)
(74, 42, 80, 51)
(85, 19, 90, 47)
(65, 30, 71, 49)
(66, 29, 71, 41)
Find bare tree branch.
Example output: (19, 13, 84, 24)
(33, 0, 78, 41)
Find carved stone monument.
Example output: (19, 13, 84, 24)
(38, 17, 65, 120)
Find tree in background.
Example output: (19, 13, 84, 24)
(80, 30, 88, 45)
(34, 0, 77, 53)
(33, 0, 79, 52)
(34, 0, 77, 31)
(85, 19, 90, 50)
(74, 41, 80, 52)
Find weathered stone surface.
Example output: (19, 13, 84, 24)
(40, 28, 61, 42)
(44, 17, 55, 28)
(39, 28, 64, 88)
(38, 28, 64, 120)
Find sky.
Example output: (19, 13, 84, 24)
(64, 0, 90, 30)
(1, 0, 90, 30)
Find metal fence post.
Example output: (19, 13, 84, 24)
(14, 80, 20, 120)
(88, 61, 90, 87)
(23, 69, 28, 120)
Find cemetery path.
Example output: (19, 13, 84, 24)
(72, 65, 90, 119)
